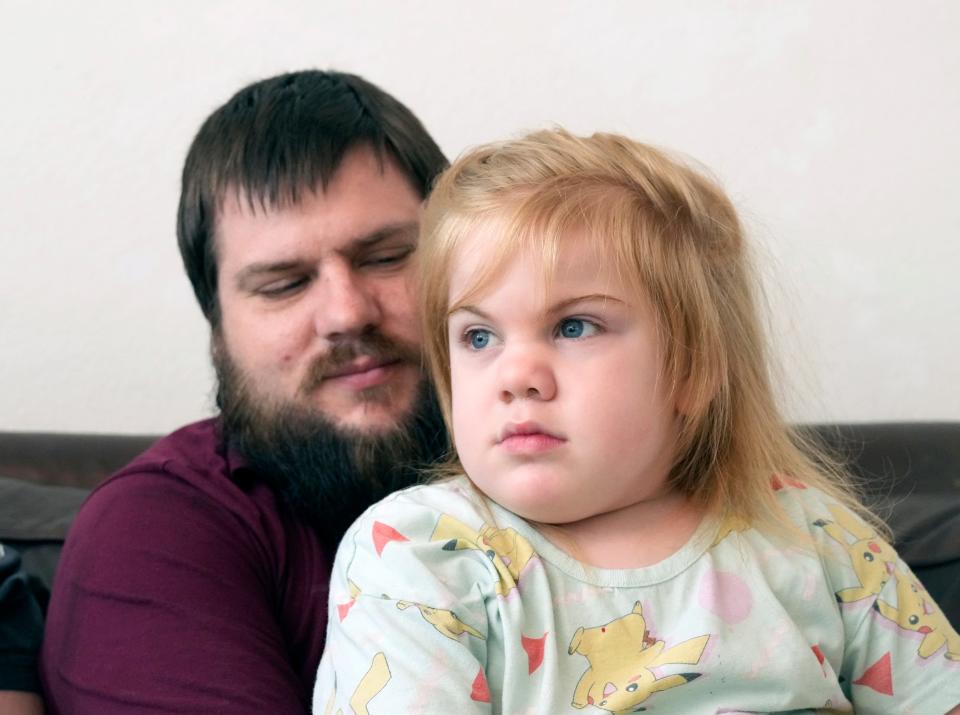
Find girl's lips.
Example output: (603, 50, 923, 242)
(499, 432, 566, 455)
(497, 422, 566, 454)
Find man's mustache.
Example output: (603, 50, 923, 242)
(299, 330, 421, 395)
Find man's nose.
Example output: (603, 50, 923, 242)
(497, 344, 557, 403)
(313, 264, 382, 339)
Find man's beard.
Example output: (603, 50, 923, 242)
(214, 332, 449, 546)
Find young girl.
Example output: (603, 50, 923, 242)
(314, 129, 960, 714)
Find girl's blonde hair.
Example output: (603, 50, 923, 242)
(419, 128, 883, 540)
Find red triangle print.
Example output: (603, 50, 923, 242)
(811, 644, 825, 665)
(337, 599, 356, 622)
(521, 634, 547, 674)
(372, 521, 409, 557)
(470, 668, 491, 702)
(853, 652, 893, 696)
(771, 474, 807, 490)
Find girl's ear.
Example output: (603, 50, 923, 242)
(674, 379, 697, 417)
(674, 372, 718, 418)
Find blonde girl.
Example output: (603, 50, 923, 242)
(314, 129, 960, 714)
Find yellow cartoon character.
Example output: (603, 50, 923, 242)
(711, 513, 750, 546)
(568, 602, 709, 713)
(813, 503, 898, 603)
(874, 569, 960, 660)
(349, 652, 391, 715)
(396, 600, 485, 641)
(431, 514, 537, 595)
(322, 652, 391, 715)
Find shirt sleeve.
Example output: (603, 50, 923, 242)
(811, 500, 960, 714)
(314, 493, 495, 714)
(41, 469, 311, 715)
(0, 544, 44, 694)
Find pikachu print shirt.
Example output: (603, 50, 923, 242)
(313, 476, 960, 715)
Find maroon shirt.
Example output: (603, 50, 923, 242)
(40, 418, 332, 714)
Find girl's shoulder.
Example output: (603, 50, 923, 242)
(330, 476, 530, 604)
(346, 475, 492, 538)
(714, 477, 891, 584)
(333, 475, 511, 576)
(767, 476, 874, 538)
(751, 477, 908, 621)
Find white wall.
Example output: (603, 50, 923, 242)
(2, 1, 957, 434)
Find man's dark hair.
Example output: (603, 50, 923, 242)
(177, 69, 448, 326)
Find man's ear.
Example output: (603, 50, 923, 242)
(210, 329, 224, 362)
(210, 321, 233, 358)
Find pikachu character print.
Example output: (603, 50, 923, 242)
(568, 602, 710, 713)
(431, 514, 537, 595)
(813, 503, 898, 604)
(873, 569, 960, 660)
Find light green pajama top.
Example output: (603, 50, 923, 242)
(314, 476, 960, 714)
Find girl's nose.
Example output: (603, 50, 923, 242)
(497, 346, 557, 403)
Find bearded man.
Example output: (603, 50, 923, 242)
(40, 70, 449, 714)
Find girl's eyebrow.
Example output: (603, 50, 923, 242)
(448, 294, 624, 320)
(448, 304, 492, 320)
(547, 293, 625, 314)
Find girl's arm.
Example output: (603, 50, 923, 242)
(314, 493, 494, 713)
(813, 503, 960, 714)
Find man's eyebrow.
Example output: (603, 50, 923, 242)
(239, 261, 302, 276)
(347, 221, 419, 251)
(235, 261, 306, 290)
(234, 221, 420, 289)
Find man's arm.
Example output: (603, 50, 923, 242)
(41, 470, 312, 714)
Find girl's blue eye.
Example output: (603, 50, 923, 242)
(467, 329, 493, 350)
(559, 319, 584, 338)
(558, 318, 596, 339)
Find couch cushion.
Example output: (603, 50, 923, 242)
(880, 493, 960, 567)
(880, 492, 960, 627)
(0, 476, 89, 595)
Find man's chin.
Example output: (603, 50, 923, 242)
(213, 339, 448, 544)
(221, 383, 447, 544)
(306, 371, 422, 435)
(324, 404, 416, 437)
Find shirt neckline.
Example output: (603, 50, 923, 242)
(480, 484, 720, 588)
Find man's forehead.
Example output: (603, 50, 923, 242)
(219, 147, 418, 219)
(213, 203, 421, 282)
(215, 183, 321, 221)
(216, 204, 417, 257)
(213, 151, 421, 261)
(213, 142, 392, 213)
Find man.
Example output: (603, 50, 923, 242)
(40, 70, 449, 713)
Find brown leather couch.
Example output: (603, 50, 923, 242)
(1, 423, 958, 624)
(0, 432, 158, 602)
